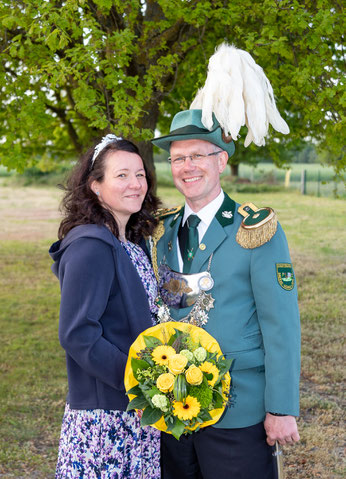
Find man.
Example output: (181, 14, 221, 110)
(151, 108, 301, 479)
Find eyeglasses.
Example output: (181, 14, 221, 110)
(168, 151, 223, 167)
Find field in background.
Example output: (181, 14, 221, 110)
(1, 161, 345, 198)
(155, 162, 346, 198)
(0, 179, 345, 478)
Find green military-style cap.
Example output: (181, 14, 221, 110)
(151, 109, 235, 158)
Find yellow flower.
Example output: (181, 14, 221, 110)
(173, 395, 201, 421)
(199, 361, 220, 386)
(200, 339, 220, 354)
(152, 345, 176, 366)
(156, 373, 175, 393)
(168, 354, 188, 375)
(185, 365, 203, 386)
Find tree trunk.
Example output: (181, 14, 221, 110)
(230, 163, 239, 177)
(137, 138, 156, 176)
(135, 101, 161, 177)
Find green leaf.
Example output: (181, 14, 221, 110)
(140, 406, 163, 427)
(2, 16, 17, 29)
(165, 415, 186, 439)
(198, 409, 212, 421)
(126, 395, 149, 411)
(146, 387, 162, 398)
(143, 335, 163, 348)
(212, 388, 224, 409)
(126, 385, 142, 396)
(215, 358, 232, 379)
(165, 415, 177, 431)
(169, 418, 186, 440)
(206, 352, 218, 362)
(46, 30, 59, 51)
(131, 357, 150, 379)
(141, 386, 161, 403)
(167, 328, 184, 346)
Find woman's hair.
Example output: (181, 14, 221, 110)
(58, 138, 160, 242)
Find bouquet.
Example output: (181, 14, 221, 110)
(124, 321, 232, 440)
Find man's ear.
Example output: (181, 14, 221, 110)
(218, 151, 229, 173)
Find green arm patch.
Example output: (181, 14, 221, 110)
(276, 263, 295, 291)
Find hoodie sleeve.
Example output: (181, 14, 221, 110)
(58, 237, 128, 390)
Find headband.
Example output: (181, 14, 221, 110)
(90, 134, 123, 169)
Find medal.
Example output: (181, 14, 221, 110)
(157, 255, 216, 327)
(198, 274, 214, 291)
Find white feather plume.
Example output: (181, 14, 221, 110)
(192, 44, 245, 139)
(190, 43, 289, 147)
(240, 51, 268, 146)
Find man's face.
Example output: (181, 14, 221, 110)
(169, 139, 228, 211)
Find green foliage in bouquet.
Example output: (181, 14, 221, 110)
(125, 324, 232, 440)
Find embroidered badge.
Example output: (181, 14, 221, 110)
(222, 210, 233, 219)
(276, 263, 295, 291)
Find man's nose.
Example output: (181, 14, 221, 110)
(182, 156, 196, 169)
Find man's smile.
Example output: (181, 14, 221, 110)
(183, 176, 202, 183)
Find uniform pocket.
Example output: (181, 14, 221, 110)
(225, 347, 264, 371)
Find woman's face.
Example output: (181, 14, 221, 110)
(91, 150, 148, 226)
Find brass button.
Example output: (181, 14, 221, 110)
(199, 243, 206, 251)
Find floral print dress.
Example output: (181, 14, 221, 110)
(56, 241, 160, 479)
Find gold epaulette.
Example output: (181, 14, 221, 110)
(236, 202, 277, 249)
(154, 205, 182, 219)
(151, 206, 182, 280)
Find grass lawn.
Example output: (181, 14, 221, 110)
(0, 181, 345, 478)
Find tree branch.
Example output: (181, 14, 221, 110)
(45, 102, 82, 152)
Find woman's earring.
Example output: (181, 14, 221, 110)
(96, 191, 100, 196)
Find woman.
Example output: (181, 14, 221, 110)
(49, 134, 161, 478)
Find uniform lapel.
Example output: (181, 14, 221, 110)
(162, 209, 183, 272)
(189, 193, 236, 273)
(191, 220, 227, 272)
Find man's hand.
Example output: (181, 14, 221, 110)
(264, 413, 300, 446)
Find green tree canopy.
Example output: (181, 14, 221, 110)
(0, 0, 344, 174)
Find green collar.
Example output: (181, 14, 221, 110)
(215, 193, 236, 226)
(169, 207, 184, 228)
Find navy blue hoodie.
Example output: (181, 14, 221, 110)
(49, 224, 153, 410)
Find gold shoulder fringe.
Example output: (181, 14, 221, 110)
(152, 221, 165, 243)
(154, 206, 182, 219)
(236, 210, 278, 249)
(150, 221, 165, 281)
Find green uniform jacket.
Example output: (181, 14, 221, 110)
(154, 193, 300, 429)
